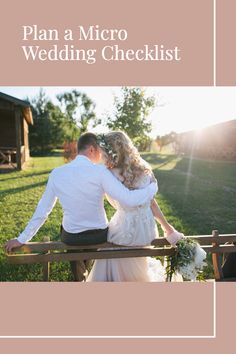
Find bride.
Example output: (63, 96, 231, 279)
(87, 131, 183, 282)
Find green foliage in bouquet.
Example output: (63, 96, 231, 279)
(166, 238, 198, 281)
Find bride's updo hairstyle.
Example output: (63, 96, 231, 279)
(97, 131, 152, 189)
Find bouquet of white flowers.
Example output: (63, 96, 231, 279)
(166, 238, 207, 281)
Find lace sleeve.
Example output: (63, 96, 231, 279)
(136, 172, 157, 189)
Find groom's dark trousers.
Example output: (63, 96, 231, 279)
(60, 225, 108, 281)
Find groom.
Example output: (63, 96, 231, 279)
(5, 132, 157, 280)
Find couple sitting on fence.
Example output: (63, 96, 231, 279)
(5, 131, 184, 281)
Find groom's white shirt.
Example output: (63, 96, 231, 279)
(17, 155, 157, 243)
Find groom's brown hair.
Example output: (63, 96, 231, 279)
(77, 132, 98, 152)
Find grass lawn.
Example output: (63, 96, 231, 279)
(0, 152, 235, 281)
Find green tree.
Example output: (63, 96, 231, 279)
(156, 131, 177, 152)
(56, 90, 96, 134)
(107, 87, 156, 150)
(28, 89, 66, 153)
(28, 89, 96, 153)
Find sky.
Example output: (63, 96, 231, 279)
(0, 86, 235, 137)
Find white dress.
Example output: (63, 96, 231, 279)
(87, 169, 181, 282)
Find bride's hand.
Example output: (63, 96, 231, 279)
(163, 225, 185, 246)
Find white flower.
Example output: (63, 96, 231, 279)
(194, 243, 207, 268)
(167, 238, 207, 281)
(177, 244, 207, 280)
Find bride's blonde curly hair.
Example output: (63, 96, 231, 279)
(98, 131, 152, 189)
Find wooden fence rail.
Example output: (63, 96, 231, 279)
(6, 230, 236, 281)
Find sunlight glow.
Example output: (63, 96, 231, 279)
(0, 86, 235, 137)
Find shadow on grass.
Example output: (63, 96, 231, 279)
(0, 167, 17, 175)
(0, 169, 52, 182)
(31, 150, 63, 157)
(148, 153, 236, 235)
(142, 153, 177, 166)
(0, 180, 47, 198)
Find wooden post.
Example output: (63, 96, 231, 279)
(69, 255, 87, 281)
(15, 106, 22, 170)
(212, 230, 223, 281)
(42, 236, 50, 281)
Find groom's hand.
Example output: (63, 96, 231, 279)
(4, 239, 24, 252)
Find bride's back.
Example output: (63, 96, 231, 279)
(108, 166, 158, 246)
(111, 165, 152, 190)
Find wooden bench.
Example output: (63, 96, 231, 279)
(6, 230, 236, 281)
(0, 146, 16, 168)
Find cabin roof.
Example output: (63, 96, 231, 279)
(0, 92, 33, 125)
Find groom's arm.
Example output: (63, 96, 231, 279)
(101, 168, 157, 208)
(15, 172, 58, 244)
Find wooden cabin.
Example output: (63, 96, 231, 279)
(0, 92, 33, 170)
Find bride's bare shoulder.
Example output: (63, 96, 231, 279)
(110, 168, 124, 182)
(136, 171, 153, 188)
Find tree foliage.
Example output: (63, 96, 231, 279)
(56, 90, 96, 134)
(106, 87, 156, 150)
(156, 131, 178, 151)
(28, 89, 96, 153)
